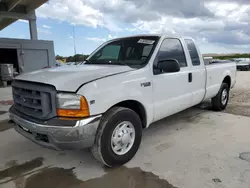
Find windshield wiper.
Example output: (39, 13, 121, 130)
(82, 59, 131, 66)
(111, 61, 127, 66)
(86, 60, 128, 66)
(83, 59, 93, 64)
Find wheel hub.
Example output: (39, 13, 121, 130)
(121, 132, 130, 145)
(221, 89, 228, 105)
(111, 121, 135, 155)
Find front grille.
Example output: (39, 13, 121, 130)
(12, 80, 57, 120)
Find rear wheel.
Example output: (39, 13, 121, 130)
(211, 83, 229, 111)
(91, 107, 142, 167)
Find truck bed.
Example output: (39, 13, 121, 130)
(204, 62, 236, 100)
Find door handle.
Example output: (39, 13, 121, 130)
(188, 73, 192, 82)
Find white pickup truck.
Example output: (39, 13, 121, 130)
(9, 35, 236, 167)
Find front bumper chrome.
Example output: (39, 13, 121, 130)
(9, 112, 101, 150)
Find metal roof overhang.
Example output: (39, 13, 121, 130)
(0, 0, 48, 30)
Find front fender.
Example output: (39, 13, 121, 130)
(222, 70, 231, 83)
(77, 69, 154, 126)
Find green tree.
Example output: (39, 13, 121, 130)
(55, 55, 64, 61)
(215, 53, 250, 60)
(66, 54, 89, 62)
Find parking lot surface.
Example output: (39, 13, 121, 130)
(1, 72, 250, 188)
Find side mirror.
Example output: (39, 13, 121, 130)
(157, 59, 180, 73)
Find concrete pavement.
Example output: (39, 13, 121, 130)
(1, 72, 250, 188)
(0, 86, 12, 121)
(0, 108, 250, 188)
(0, 86, 12, 102)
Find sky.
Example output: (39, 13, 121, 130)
(0, 0, 250, 56)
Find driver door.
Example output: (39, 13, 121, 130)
(152, 38, 193, 121)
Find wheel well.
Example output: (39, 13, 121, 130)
(223, 76, 231, 88)
(112, 100, 147, 128)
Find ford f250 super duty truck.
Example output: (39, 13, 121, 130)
(9, 35, 236, 167)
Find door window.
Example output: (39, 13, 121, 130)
(157, 38, 187, 68)
(185, 39, 200, 66)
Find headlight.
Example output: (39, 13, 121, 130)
(56, 93, 89, 117)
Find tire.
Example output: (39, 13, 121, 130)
(91, 107, 142, 167)
(211, 83, 229, 111)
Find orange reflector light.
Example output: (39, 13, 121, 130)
(57, 96, 90, 117)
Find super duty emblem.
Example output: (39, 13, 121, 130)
(141, 82, 151, 87)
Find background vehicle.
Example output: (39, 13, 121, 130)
(9, 35, 236, 167)
(203, 56, 213, 65)
(236, 60, 250, 71)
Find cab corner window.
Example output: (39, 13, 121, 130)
(156, 38, 187, 71)
(185, 39, 201, 66)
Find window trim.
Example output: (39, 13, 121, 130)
(153, 37, 188, 75)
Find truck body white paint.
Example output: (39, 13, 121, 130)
(10, 34, 237, 166)
(16, 35, 236, 127)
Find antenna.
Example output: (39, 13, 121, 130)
(73, 25, 77, 63)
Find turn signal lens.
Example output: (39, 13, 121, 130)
(57, 96, 90, 117)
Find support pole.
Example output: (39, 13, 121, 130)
(28, 10, 38, 40)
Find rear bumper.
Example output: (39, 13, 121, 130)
(9, 110, 101, 150)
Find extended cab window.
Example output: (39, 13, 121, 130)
(157, 38, 187, 68)
(185, 39, 200, 66)
(87, 36, 159, 67)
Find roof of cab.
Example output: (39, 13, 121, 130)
(111, 34, 192, 40)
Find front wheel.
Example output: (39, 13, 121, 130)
(91, 107, 142, 167)
(211, 83, 229, 111)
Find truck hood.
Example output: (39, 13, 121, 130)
(16, 65, 134, 92)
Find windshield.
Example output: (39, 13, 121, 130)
(86, 36, 159, 67)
